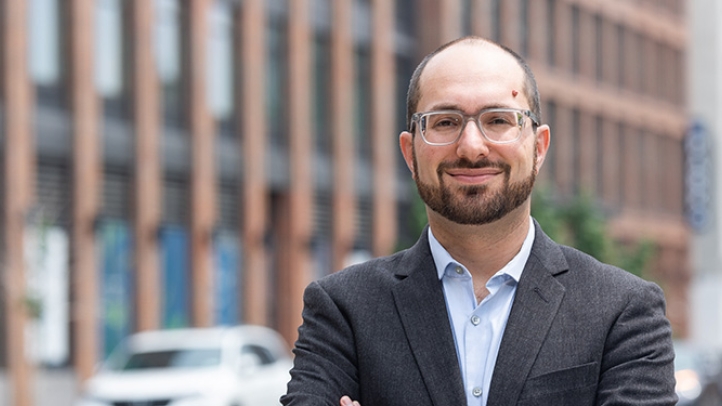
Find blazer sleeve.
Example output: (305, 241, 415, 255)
(595, 280, 677, 405)
(281, 280, 360, 406)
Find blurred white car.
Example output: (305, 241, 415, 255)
(75, 325, 292, 406)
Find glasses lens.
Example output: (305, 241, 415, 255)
(479, 110, 523, 143)
(422, 112, 464, 144)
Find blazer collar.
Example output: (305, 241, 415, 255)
(487, 220, 569, 404)
(391, 221, 569, 406)
(392, 228, 467, 406)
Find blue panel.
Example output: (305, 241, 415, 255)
(160, 225, 189, 328)
(98, 219, 133, 358)
(214, 232, 240, 325)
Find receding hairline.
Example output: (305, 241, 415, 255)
(406, 36, 541, 131)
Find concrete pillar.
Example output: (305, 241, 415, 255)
(578, 111, 597, 196)
(70, 0, 102, 384)
(331, 0, 356, 273)
(188, 0, 216, 327)
(371, 0, 396, 257)
(130, 0, 162, 332)
(2, 0, 35, 404)
(279, 0, 314, 342)
(471, 0, 492, 39)
(241, 0, 269, 326)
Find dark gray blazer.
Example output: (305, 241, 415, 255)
(282, 221, 677, 406)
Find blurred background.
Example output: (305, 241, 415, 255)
(0, 0, 719, 405)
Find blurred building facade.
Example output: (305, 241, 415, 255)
(0, 0, 689, 405)
(688, 0, 722, 349)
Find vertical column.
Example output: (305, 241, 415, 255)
(370, 0, 396, 257)
(130, 0, 161, 331)
(553, 1, 571, 71)
(553, 105, 573, 196)
(2, 0, 34, 404)
(642, 132, 659, 212)
(622, 126, 641, 209)
(439, 0, 462, 44)
(417, 0, 460, 54)
(601, 119, 621, 208)
(280, 0, 314, 342)
(526, 0, 547, 64)
(471, 0, 492, 39)
(240, 0, 269, 325)
(602, 20, 618, 86)
(578, 112, 596, 195)
(500, 0, 521, 50)
(188, 0, 215, 327)
(70, 0, 102, 383)
(331, 0, 356, 272)
(578, 9, 595, 78)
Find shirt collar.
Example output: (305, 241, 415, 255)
(428, 217, 536, 283)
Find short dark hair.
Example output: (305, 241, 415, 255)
(405, 36, 541, 132)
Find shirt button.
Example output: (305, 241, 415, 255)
(470, 315, 480, 325)
(472, 387, 483, 397)
(455, 266, 464, 275)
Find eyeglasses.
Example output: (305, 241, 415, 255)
(411, 108, 540, 146)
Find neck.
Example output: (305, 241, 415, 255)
(428, 202, 531, 284)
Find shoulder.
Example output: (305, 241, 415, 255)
(315, 248, 411, 292)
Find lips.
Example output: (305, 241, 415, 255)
(445, 168, 502, 184)
(438, 158, 510, 185)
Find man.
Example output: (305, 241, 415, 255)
(282, 36, 677, 406)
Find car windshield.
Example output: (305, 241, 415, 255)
(110, 348, 222, 371)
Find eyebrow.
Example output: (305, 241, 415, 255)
(425, 103, 518, 113)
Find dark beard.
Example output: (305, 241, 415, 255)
(413, 149, 537, 225)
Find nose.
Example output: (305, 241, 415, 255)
(455, 118, 490, 160)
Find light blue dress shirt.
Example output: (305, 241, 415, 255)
(428, 218, 535, 406)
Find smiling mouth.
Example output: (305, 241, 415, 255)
(439, 158, 510, 185)
(446, 169, 502, 184)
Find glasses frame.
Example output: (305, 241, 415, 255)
(410, 107, 540, 146)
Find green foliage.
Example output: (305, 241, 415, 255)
(531, 189, 655, 278)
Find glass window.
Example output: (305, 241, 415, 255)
(266, 11, 288, 149)
(594, 116, 604, 199)
(207, 1, 235, 122)
(462, 0, 472, 37)
(491, 0, 501, 43)
(519, 0, 530, 57)
(571, 109, 580, 195)
(155, 0, 182, 85)
(354, 47, 370, 160)
(571, 5, 580, 74)
(395, 0, 414, 35)
(313, 32, 331, 153)
(544, 101, 557, 189)
(594, 14, 602, 82)
(95, 0, 125, 99)
(617, 122, 626, 206)
(546, 0, 556, 66)
(616, 24, 625, 88)
(155, 0, 184, 128)
(29, 0, 62, 86)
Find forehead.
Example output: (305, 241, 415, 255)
(418, 41, 526, 110)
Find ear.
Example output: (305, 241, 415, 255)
(534, 124, 551, 171)
(399, 131, 416, 177)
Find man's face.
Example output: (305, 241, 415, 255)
(400, 41, 550, 225)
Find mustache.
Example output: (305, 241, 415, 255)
(437, 157, 511, 172)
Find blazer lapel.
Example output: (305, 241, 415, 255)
(486, 223, 568, 405)
(392, 231, 466, 406)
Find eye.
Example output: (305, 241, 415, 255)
(482, 112, 516, 127)
(428, 114, 462, 130)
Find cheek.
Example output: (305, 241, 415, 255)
(414, 147, 448, 181)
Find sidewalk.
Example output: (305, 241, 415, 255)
(0, 368, 77, 406)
